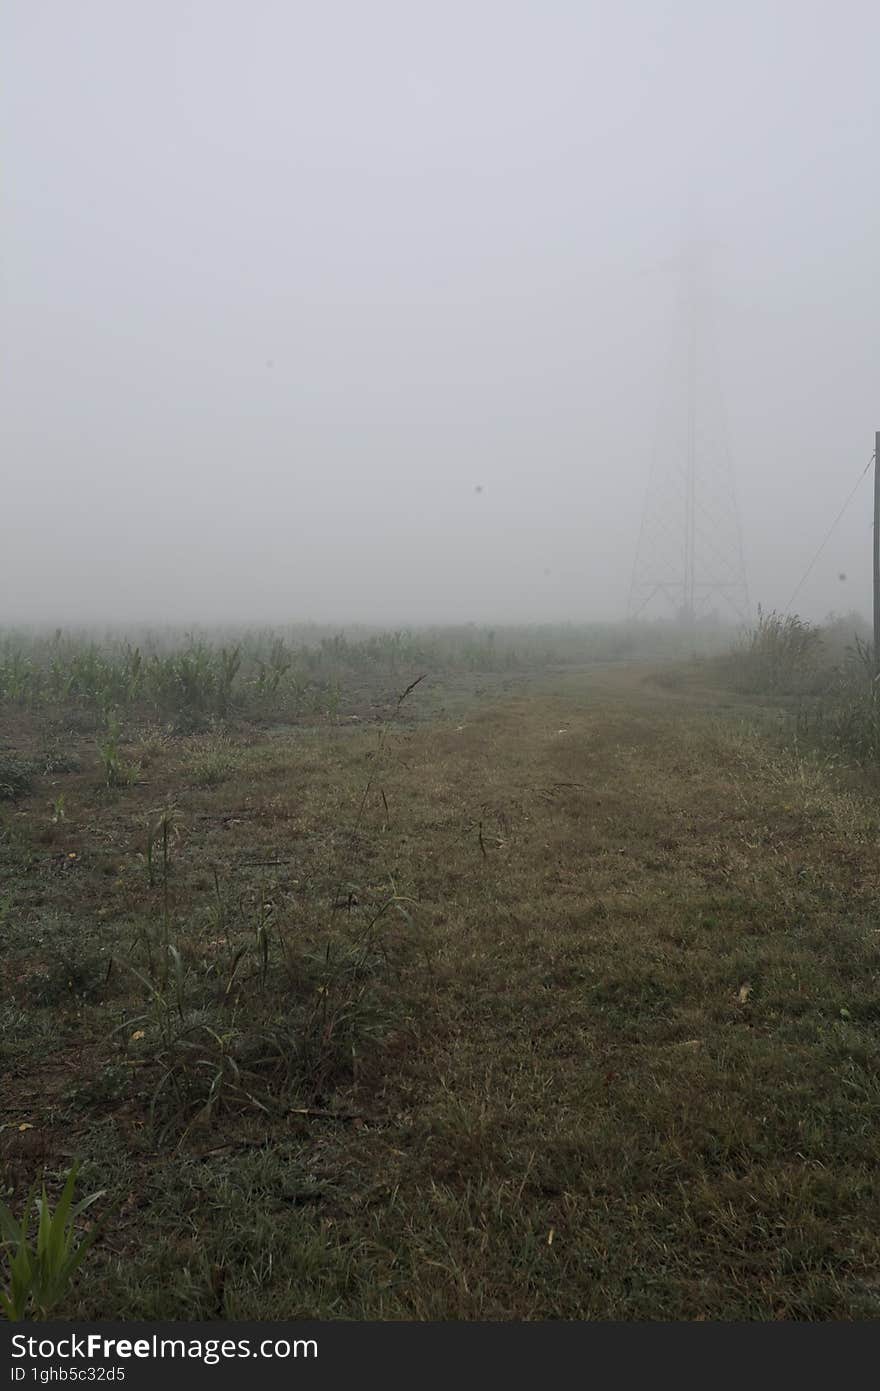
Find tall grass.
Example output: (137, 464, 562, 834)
(0, 630, 338, 727)
(723, 608, 826, 695)
(0, 619, 736, 727)
(795, 640, 880, 767)
(719, 608, 880, 768)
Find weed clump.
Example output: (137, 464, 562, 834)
(0, 754, 37, 801)
(116, 908, 400, 1140)
(0, 1165, 104, 1321)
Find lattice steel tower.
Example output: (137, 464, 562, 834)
(628, 250, 749, 623)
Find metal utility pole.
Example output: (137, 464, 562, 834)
(874, 431, 880, 674)
(683, 269, 697, 623)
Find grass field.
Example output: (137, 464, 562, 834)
(2, 630, 880, 1320)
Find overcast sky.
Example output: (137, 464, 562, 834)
(2, 0, 878, 626)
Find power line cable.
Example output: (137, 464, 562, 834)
(783, 452, 876, 615)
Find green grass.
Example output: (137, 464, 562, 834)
(2, 636, 880, 1319)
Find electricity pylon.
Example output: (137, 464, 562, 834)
(628, 246, 750, 624)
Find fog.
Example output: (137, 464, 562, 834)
(3, 1, 878, 628)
